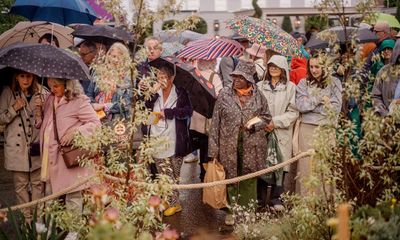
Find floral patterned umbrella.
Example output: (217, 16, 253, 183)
(226, 16, 301, 57)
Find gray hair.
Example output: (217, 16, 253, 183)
(144, 36, 162, 48)
(48, 78, 83, 101)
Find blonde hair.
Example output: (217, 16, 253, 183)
(107, 42, 131, 60)
(48, 78, 83, 101)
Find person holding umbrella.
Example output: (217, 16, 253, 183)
(0, 70, 47, 220)
(141, 64, 193, 217)
(208, 60, 272, 225)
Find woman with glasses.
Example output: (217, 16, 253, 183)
(141, 64, 192, 217)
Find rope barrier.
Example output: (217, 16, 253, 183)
(0, 150, 313, 212)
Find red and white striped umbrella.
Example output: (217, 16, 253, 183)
(177, 37, 244, 60)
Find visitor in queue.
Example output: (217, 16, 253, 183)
(257, 55, 299, 210)
(208, 60, 272, 225)
(39, 77, 100, 212)
(0, 70, 48, 220)
(295, 54, 342, 196)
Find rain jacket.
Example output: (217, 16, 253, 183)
(290, 58, 308, 85)
(208, 86, 272, 179)
(258, 55, 299, 171)
(296, 77, 343, 125)
(372, 39, 400, 116)
(0, 85, 47, 172)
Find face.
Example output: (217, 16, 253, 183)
(295, 37, 303, 46)
(382, 48, 393, 60)
(157, 70, 173, 89)
(374, 30, 389, 42)
(108, 48, 121, 67)
(232, 75, 249, 90)
(146, 39, 162, 61)
(47, 78, 65, 97)
(40, 38, 58, 47)
(268, 64, 282, 78)
(309, 58, 323, 80)
(79, 45, 96, 65)
(16, 72, 34, 91)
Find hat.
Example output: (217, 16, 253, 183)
(230, 60, 256, 83)
(374, 21, 390, 33)
(231, 33, 248, 42)
(246, 43, 266, 58)
(267, 55, 289, 79)
(379, 39, 395, 51)
(74, 37, 85, 47)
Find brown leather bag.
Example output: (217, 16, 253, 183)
(53, 103, 95, 168)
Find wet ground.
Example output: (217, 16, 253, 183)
(0, 144, 233, 239)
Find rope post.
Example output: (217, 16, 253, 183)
(337, 203, 350, 240)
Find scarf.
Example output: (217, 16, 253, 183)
(235, 85, 253, 96)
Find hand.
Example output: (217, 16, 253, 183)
(265, 121, 274, 132)
(138, 80, 149, 92)
(92, 103, 105, 111)
(322, 96, 330, 105)
(13, 98, 26, 111)
(151, 82, 161, 93)
(159, 111, 165, 120)
(60, 128, 77, 146)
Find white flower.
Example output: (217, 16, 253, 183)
(35, 222, 47, 234)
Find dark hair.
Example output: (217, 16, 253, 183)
(264, 63, 287, 84)
(11, 70, 39, 95)
(306, 55, 327, 88)
(157, 65, 175, 78)
(38, 33, 60, 47)
(80, 40, 97, 52)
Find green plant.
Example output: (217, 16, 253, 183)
(190, 17, 207, 34)
(252, 0, 262, 19)
(0, 0, 26, 34)
(281, 16, 293, 33)
(162, 20, 177, 30)
(304, 15, 328, 32)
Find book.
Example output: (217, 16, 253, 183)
(245, 116, 262, 129)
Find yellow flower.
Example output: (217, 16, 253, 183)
(326, 218, 339, 227)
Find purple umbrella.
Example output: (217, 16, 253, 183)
(86, 0, 113, 20)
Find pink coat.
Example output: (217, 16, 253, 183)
(40, 94, 100, 193)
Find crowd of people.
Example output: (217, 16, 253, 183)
(1, 20, 400, 226)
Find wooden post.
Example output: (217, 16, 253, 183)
(337, 203, 350, 240)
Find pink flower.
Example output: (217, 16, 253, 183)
(0, 211, 7, 222)
(103, 208, 120, 224)
(157, 228, 179, 240)
(148, 195, 162, 208)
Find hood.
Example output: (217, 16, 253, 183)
(390, 39, 400, 65)
(267, 55, 289, 79)
(291, 57, 307, 70)
(379, 39, 395, 52)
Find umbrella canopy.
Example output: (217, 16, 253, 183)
(156, 30, 207, 44)
(10, 0, 98, 26)
(162, 42, 184, 57)
(227, 16, 301, 57)
(305, 26, 378, 50)
(149, 56, 216, 118)
(72, 24, 133, 46)
(0, 21, 73, 48)
(86, 0, 113, 20)
(0, 43, 90, 81)
(369, 13, 400, 29)
(176, 37, 244, 60)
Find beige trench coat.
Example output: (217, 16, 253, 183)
(257, 81, 299, 171)
(0, 86, 46, 172)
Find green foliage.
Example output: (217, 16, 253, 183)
(281, 16, 293, 33)
(191, 17, 207, 34)
(161, 20, 177, 30)
(305, 15, 328, 32)
(351, 201, 400, 239)
(397, 0, 400, 22)
(0, 0, 26, 34)
(384, 0, 397, 7)
(252, 0, 262, 19)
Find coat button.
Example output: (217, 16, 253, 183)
(19, 124, 22, 127)
(28, 135, 31, 137)
(30, 115, 33, 118)
(16, 144, 20, 146)
(26, 118, 30, 122)
(17, 134, 21, 137)
(28, 125, 32, 128)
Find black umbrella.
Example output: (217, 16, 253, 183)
(72, 24, 134, 46)
(149, 56, 217, 118)
(306, 26, 378, 50)
(0, 43, 90, 81)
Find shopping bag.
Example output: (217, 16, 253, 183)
(203, 160, 228, 209)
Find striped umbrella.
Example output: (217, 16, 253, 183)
(176, 37, 244, 60)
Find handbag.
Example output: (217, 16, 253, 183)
(29, 142, 41, 156)
(53, 103, 95, 168)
